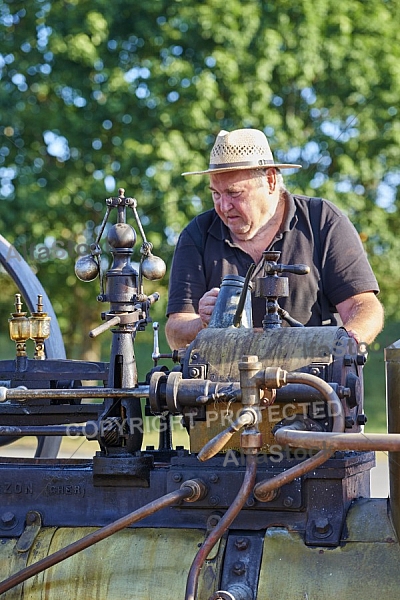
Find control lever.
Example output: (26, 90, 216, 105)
(89, 315, 121, 338)
(264, 261, 310, 276)
(232, 263, 255, 328)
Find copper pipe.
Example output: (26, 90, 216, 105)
(284, 371, 344, 432)
(253, 372, 343, 500)
(0, 481, 204, 596)
(275, 429, 400, 452)
(253, 448, 332, 502)
(185, 454, 257, 600)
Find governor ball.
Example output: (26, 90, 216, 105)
(75, 255, 99, 281)
(141, 255, 166, 280)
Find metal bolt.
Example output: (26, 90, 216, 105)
(234, 537, 249, 551)
(189, 367, 200, 378)
(1, 512, 16, 527)
(26, 512, 37, 525)
(357, 414, 368, 426)
(209, 473, 219, 484)
(172, 473, 182, 482)
(240, 355, 259, 364)
(283, 496, 294, 508)
(207, 514, 221, 529)
(314, 517, 331, 535)
(191, 353, 198, 361)
(209, 495, 220, 506)
(246, 495, 255, 507)
(310, 367, 320, 376)
(232, 561, 246, 576)
(357, 354, 367, 366)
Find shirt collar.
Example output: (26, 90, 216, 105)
(280, 191, 298, 233)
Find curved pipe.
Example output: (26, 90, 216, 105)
(284, 371, 345, 432)
(0, 480, 205, 596)
(253, 372, 344, 501)
(253, 448, 331, 502)
(275, 429, 400, 452)
(185, 454, 257, 600)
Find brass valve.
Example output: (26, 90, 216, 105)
(29, 295, 51, 360)
(8, 294, 30, 357)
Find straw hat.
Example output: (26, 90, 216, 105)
(182, 128, 302, 176)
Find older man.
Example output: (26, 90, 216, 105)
(166, 128, 384, 349)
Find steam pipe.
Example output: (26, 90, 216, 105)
(185, 454, 257, 600)
(261, 369, 345, 433)
(274, 429, 400, 452)
(284, 372, 345, 432)
(253, 448, 332, 502)
(253, 371, 344, 501)
(0, 479, 206, 596)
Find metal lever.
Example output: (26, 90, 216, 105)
(89, 315, 121, 338)
(232, 263, 255, 328)
(266, 262, 310, 276)
(197, 408, 258, 462)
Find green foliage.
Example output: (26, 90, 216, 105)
(1, 0, 400, 429)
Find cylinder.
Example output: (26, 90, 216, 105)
(385, 340, 400, 540)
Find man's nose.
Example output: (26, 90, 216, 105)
(219, 193, 234, 211)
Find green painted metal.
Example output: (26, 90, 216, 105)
(0, 528, 225, 600)
(258, 498, 399, 600)
(1, 499, 398, 598)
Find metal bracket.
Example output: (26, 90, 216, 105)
(16, 510, 42, 553)
(215, 531, 265, 600)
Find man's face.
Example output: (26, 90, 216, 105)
(209, 169, 277, 241)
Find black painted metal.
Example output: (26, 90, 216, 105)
(218, 532, 265, 600)
(0, 451, 374, 547)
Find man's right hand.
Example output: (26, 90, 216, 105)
(198, 287, 220, 327)
(165, 287, 221, 349)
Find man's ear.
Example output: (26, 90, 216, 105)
(266, 168, 278, 192)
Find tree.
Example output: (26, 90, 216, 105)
(0, 0, 399, 362)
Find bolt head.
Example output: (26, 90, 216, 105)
(1, 512, 16, 527)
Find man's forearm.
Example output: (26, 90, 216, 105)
(337, 293, 384, 345)
(165, 314, 204, 349)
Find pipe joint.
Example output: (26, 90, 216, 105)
(181, 479, 208, 503)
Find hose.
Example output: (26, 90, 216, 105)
(185, 454, 257, 600)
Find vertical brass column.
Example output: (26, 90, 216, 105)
(385, 340, 400, 539)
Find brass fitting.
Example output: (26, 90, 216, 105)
(8, 294, 30, 357)
(29, 295, 51, 360)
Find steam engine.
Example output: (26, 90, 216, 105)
(0, 188, 399, 599)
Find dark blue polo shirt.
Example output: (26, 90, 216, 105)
(166, 193, 379, 328)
